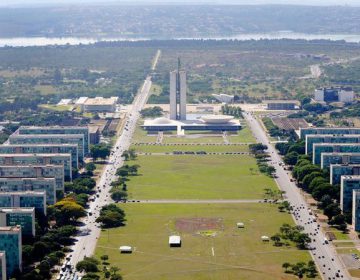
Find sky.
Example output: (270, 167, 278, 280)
(0, 0, 360, 6)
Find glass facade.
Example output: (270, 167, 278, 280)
(0, 228, 21, 279)
(0, 252, 6, 280)
(352, 190, 360, 231)
(300, 127, 360, 140)
(306, 135, 360, 155)
(340, 176, 360, 212)
(9, 134, 84, 162)
(321, 153, 360, 169)
(0, 144, 79, 167)
(313, 144, 360, 164)
(0, 193, 46, 215)
(0, 165, 65, 191)
(18, 126, 89, 154)
(330, 164, 360, 185)
(1, 210, 35, 237)
(0, 178, 56, 205)
(0, 154, 72, 180)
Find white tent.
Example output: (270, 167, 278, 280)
(169, 235, 181, 247)
(261, 235, 270, 241)
(119, 246, 133, 253)
(236, 222, 245, 228)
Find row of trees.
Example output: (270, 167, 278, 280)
(276, 141, 347, 231)
(249, 144, 276, 177)
(140, 106, 164, 118)
(282, 261, 318, 279)
(221, 105, 243, 118)
(271, 223, 311, 249)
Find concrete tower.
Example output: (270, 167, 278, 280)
(170, 59, 187, 120)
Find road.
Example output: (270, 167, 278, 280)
(68, 76, 153, 272)
(244, 111, 350, 280)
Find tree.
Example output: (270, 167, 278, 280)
(91, 144, 111, 160)
(319, 194, 333, 209)
(128, 164, 140, 175)
(85, 162, 96, 174)
(306, 260, 318, 278)
(282, 262, 291, 273)
(76, 257, 100, 273)
(49, 197, 86, 225)
(284, 151, 299, 166)
(291, 262, 307, 278)
(271, 233, 282, 246)
(111, 190, 128, 202)
(96, 204, 126, 228)
(302, 172, 323, 189)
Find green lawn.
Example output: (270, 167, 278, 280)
(228, 126, 256, 143)
(131, 144, 249, 153)
(126, 155, 276, 200)
(163, 134, 224, 144)
(95, 203, 314, 280)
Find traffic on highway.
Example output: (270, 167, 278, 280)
(58, 77, 153, 280)
(244, 111, 349, 280)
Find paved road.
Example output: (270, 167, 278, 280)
(68, 76, 153, 271)
(244, 111, 350, 280)
(125, 199, 263, 204)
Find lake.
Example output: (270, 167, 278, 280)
(1, 32, 360, 47)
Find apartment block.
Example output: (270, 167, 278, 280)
(0, 192, 46, 215)
(313, 143, 360, 164)
(0, 178, 56, 205)
(0, 144, 79, 167)
(300, 127, 360, 140)
(330, 164, 360, 185)
(306, 134, 360, 155)
(340, 175, 360, 212)
(0, 208, 35, 237)
(0, 153, 72, 180)
(0, 226, 22, 279)
(17, 126, 89, 154)
(0, 165, 64, 191)
(321, 153, 360, 169)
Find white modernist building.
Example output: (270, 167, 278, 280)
(314, 87, 354, 103)
(212, 93, 234, 104)
(170, 63, 187, 120)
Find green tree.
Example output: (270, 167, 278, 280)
(76, 257, 100, 273)
(284, 151, 299, 166)
(91, 144, 111, 160)
(111, 190, 128, 202)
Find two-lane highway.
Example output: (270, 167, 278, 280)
(244, 111, 350, 280)
(68, 76, 153, 270)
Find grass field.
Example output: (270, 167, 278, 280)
(126, 155, 276, 200)
(228, 126, 256, 143)
(163, 134, 225, 144)
(132, 144, 249, 153)
(95, 203, 314, 280)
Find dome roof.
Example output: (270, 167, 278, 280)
(201, 115, 234, 124)
(152, 117, 173, 125)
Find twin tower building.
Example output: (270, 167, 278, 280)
(169, 59, 187, 121)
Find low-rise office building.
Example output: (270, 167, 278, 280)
(0, 178, 56, 205)
(313, 143, 360, 164)
(330, 164, 360, 185)
(0, 165, 64, 191)
(314, 87, 354, 103)
(82, 97, 118, 113)
(0, 252, 6, 280)
(306, 134, 360, 155)
(0, 144, 79, 167)
(0, 226, 22, 279)
(300, 127, 360, 140)
(321, 153, 360, 169)
(0, 153, 72, 180)
(341, 176, 360, 212)
(9, 134, 84, 162)
(263, 100, 299, 110)
(17, 126, 89, 154)
(0, 208, 35, 237)
(0, 192, 46, 215)
(352, 190, 360, 231)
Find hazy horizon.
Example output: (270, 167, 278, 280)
(1, 0, 360, 7)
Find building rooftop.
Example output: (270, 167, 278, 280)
(0, 177, 55, 182)
(10, 134, 83, 139)
(0, 208, 35, 213)
(0, 153, 71, 157)
(19, 126, 88, 130)
(0, 226, 21, 233)
(263, 100, 300, 104)
(1, 144, 78, 148)
(342, 175, 360, 181)
(84, 97, 118, 106)
(0, 191, 46, 196)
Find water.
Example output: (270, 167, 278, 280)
(1, 32, 360, 47)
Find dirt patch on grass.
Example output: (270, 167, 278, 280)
(175, 217, 224, 234)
